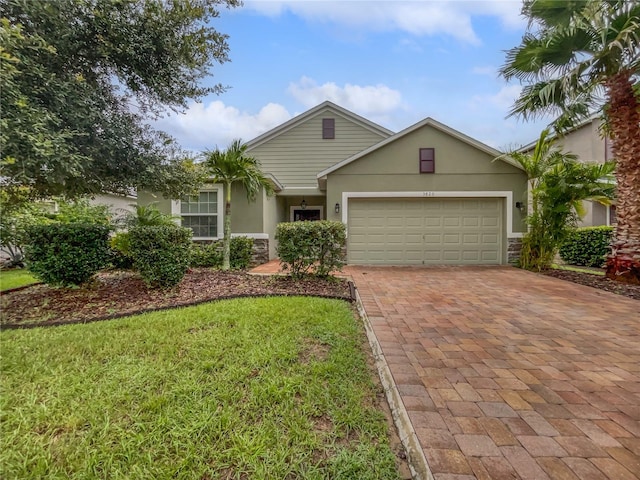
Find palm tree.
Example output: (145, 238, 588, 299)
(203, 139, 273, 270)
(499, 129, 615, 270)
(500, 0, 640, 283)
(117, 203, 177, 229)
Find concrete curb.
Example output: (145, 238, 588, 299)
(354, 288, 434, 480)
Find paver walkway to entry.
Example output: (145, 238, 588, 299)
(348, 266, 640, 480)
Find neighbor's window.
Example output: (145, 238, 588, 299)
(609, 204, 617, 225)
(181, 190, 219, 238)
(419, 148, 435, 173)
(322, 118, 335, 139)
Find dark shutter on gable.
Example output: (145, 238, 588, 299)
(419, 148, 435, 173)
(322, 118, 335, 139)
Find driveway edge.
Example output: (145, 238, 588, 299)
(354, 289, 434, 480)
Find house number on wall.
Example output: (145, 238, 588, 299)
(423, 191, 435, 197)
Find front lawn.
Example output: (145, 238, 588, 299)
(0, 297, 401, 479)
(0, 268, 39, 291)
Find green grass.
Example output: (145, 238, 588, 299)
(0, 269, 39, 291)
(0, 297, 400, 480)
(551, 263, 606, 276)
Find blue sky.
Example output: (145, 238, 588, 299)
(155, 0, 552, 153)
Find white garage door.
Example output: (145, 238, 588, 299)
(348, 198, 503, 265)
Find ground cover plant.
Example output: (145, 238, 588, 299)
(0, 268, 39, 291)
(0, 297, 402, 479)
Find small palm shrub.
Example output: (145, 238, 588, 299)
(111, 204, 177, 270)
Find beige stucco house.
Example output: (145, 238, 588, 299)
(140, 101, 528, 265)
(520, 116, 616, 227)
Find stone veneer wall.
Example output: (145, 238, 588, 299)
(507, 237, 523, 265)
(250, 238, 269, 266)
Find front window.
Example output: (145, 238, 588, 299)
(419, 148, 435, 173)
(180, 190, 220, 238)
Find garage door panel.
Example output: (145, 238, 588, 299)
(348, 197, 503, 265)
(481, 250, 500, 261)
(443, 250, 462, 261)
(463, 217, 480, 227)
(482, 217, 499, 227)
(424, 251, 443, 262)
(463, 234, 479, 244)
(482, 233, 499, 244)
(462, 251, 480, 261)
(443, 233, 461, 244)
(443, 216, 461, 227)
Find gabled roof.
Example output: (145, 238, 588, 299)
(317, 116, 521, 179)
(246, 101, 393, 150)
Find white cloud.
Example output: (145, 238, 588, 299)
(244, 0, 525, 44)
(470, 84, 522, 111)
(472, 65, 497, 76)
(288, 76, 403, 117)
(155, 101, 292, 152)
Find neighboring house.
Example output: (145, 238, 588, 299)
(520, 116, 616, 227)
(140, 101, 527, 266)
(89, 193, 137, 216)
(40, 193, 137, 216)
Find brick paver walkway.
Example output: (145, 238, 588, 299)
(348, 266, 640, 480)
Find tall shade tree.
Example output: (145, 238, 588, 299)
(499, 0, 640, 284)
(499, 129, 616, 271)
(0, 0, 238, 202)
(204, 140, 274, 271)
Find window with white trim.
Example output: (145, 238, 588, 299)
(180, 190, 221, 238)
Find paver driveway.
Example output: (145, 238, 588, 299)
(347, 266, 640, 480)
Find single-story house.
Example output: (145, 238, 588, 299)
(520, 116, 616, 227)
(139, 101, 527, 265)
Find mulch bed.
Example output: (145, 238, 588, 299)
(3, 266, 637, 330)
(0, 269, 353, 329)
(542, 269, 640, 301)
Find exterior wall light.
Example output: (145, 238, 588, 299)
(300, 198, 307, 210)
(335, 203, 340, 214)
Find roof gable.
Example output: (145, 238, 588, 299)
(246, 101, 393, 151)
(317, 117, 522, 179)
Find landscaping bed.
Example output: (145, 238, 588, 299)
(543, 268, 640, 300)
(0, 269, 352, 328)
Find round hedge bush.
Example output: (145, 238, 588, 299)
(129, 225, 192, 288)
(24, 223, 111, 287)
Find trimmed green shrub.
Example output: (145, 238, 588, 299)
(230, 236, 253, 270)
(559, 226, 613, 267)
(24, 223, 111, 286)
(276, 221, 346, 278)
(129, 225, 192, 288)
(189, 237, 254, 269)
(190, 242, 223, 268)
